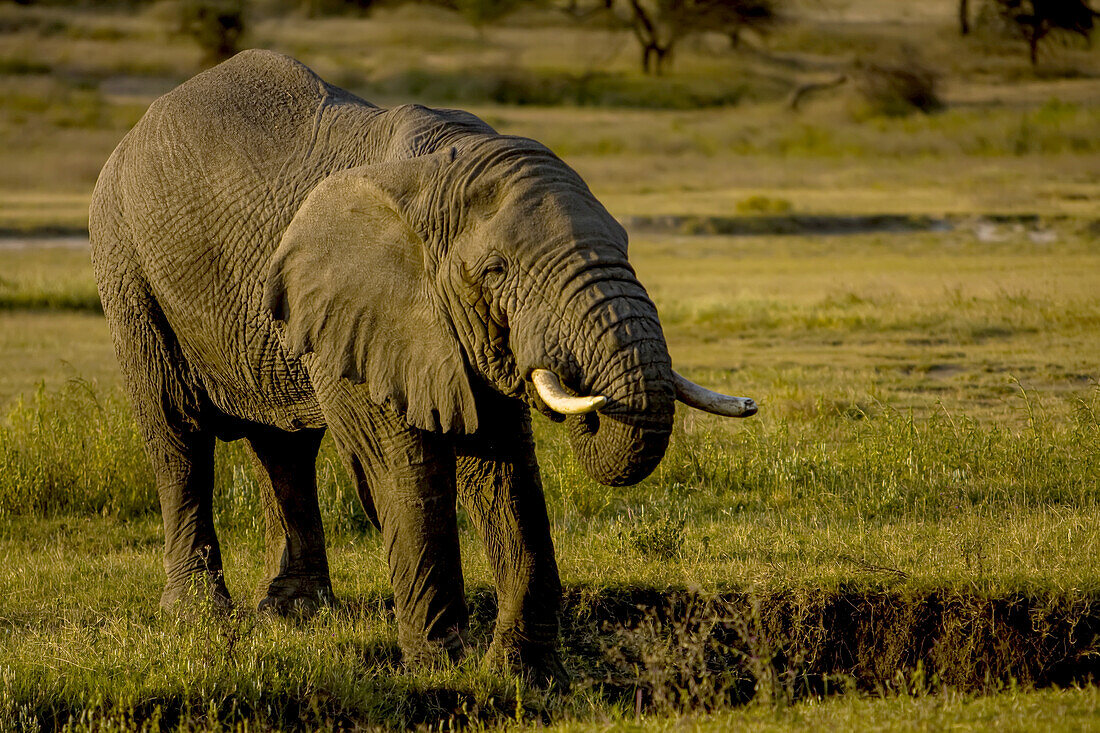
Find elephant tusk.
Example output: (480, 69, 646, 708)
(673, 371, 758, 418)
(530, 369, 607, 415)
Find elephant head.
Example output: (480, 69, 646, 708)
(264, 139, 755, 487)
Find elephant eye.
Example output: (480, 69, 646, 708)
(480, 255, 507, 283)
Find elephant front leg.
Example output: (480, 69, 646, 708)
(316, 379, 470, 667)
(375, 443, 469, 667)
(246, 425, 334, 617)
(455, 399, 568, 688)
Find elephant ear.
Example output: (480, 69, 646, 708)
(264, 153, 478, 434)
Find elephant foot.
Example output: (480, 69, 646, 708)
(257, 577, 335, 619)
(160, 571, 232, 613)
(399, 627, 468, 671)
(485, 638, 571, 691)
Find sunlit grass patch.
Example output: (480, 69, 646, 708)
(0, 380, 370, 539)
(0, 245, 99, 313)
(0, 381, 149, 517)
(539, 686, 1100, 732)
(0, 603, 527, 731)
(0, 193, 90, 233)
(662, 396, 1100, 517)
(657, 291, 1100, 344)
(2, 375, 1097, 593)
(0, 277, 101, 313)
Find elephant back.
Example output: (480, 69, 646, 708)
(93, 50, 384, 428)
(90, 50, 502, 430)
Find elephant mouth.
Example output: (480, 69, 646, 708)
(473, 339, 525, 398)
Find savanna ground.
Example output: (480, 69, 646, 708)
(1, 0, 1100, 729)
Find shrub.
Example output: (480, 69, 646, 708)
(615, 510, 687, 559)
(366, 67, 749, 109)
(985, 0, 1099, 65)
(177, 0, 246, 66)
(736, 195, 793, 215)
(850, 58, 942, 118)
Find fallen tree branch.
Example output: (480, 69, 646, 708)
(786, 73, 849, 111)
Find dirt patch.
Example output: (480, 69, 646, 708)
(924, 363, 966, 379)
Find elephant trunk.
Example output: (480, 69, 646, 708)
(557, 297, 675, 487)
(565, 381, 674, 488)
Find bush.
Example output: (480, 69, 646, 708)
(615, 510, 687, 559)
(366, 67, 750, 109)
(176, 0, 246, 66)
(984, 0, 1098, 65)
(736, 195, 793, 215)
(850, 58, 942, 118)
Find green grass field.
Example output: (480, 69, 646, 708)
(2, 0, 1099, 729)
(3, 228, 1098, 729)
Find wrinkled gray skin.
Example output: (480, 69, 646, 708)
(90, 50, 674, 685)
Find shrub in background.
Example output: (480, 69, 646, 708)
(850, 56, 942, 118)
(176, 0, 246, 66)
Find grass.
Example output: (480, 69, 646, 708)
(0, 244, 100, 311)
(0, 312, 117, 408)
(1, 231, 1098, 538)
(4, 366, 1098, 589)
(542, 686, 1100, 731)
(3, 510, 1100, 728)
(1, 228, 1099, 727)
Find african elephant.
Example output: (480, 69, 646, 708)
(89, 49, 755, 684)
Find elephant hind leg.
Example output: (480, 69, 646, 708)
(152, 429, 227, 609)
(99, 273, 227, 608)
(245, 424, 334, 616)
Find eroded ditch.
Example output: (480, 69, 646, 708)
(484, 585, 1100, 710)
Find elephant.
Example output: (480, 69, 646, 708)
(89, 49, 755, 684)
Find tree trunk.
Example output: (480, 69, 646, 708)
(959, 0, 970, 35)
(629, 0, 666, 75)
(654, 46, 670, 75)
